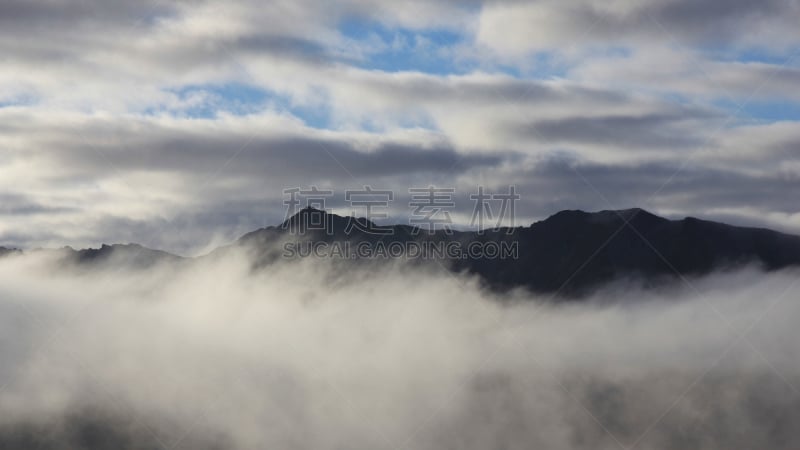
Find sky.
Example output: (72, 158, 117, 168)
(1, 0, 800, 255)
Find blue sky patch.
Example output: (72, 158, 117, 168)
(712, 97, 800, 123)
(339, 19, 467, 75)
(152, 83, 332, 128)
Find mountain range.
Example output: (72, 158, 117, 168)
(4, 208, 800, 296)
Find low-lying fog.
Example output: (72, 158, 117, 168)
(0, 250, 798, 449)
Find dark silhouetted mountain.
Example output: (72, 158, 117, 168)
(233, 207, 800, 295)
(9, 208, 800, 295)
(56, 243, 184, 269)
(0, 247, 21, 258)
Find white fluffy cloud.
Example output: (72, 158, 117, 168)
(1, 253, 799, 449)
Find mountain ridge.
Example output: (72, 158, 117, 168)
(5, 208, 800, 296)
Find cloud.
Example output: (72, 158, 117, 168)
(515, 110, 717, 150)
(0, 0, 798, 250)
(0, 108, 513, 253)
(0, 251, 799, 449)
(3, 103, 800, 253)
(570, 45, 800, 103)
(476, 0, 800, 58)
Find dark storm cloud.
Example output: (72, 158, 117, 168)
(479, 0, 800, 57)
(236, 34, 333, 62)
(607, 0, 795, 43)
(0, 193, 76, 216)
(386, 75, 629, 105)
(649, 0, 794, 40)
(516, 109, 720, 150)
(0, 0, 173, 27)
(50, 128, 504, 181)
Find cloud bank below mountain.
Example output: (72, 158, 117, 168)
(0, 251, 798, 449)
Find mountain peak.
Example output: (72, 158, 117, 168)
(279, 207, 381, 235)
(541, 208, 667, 228)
